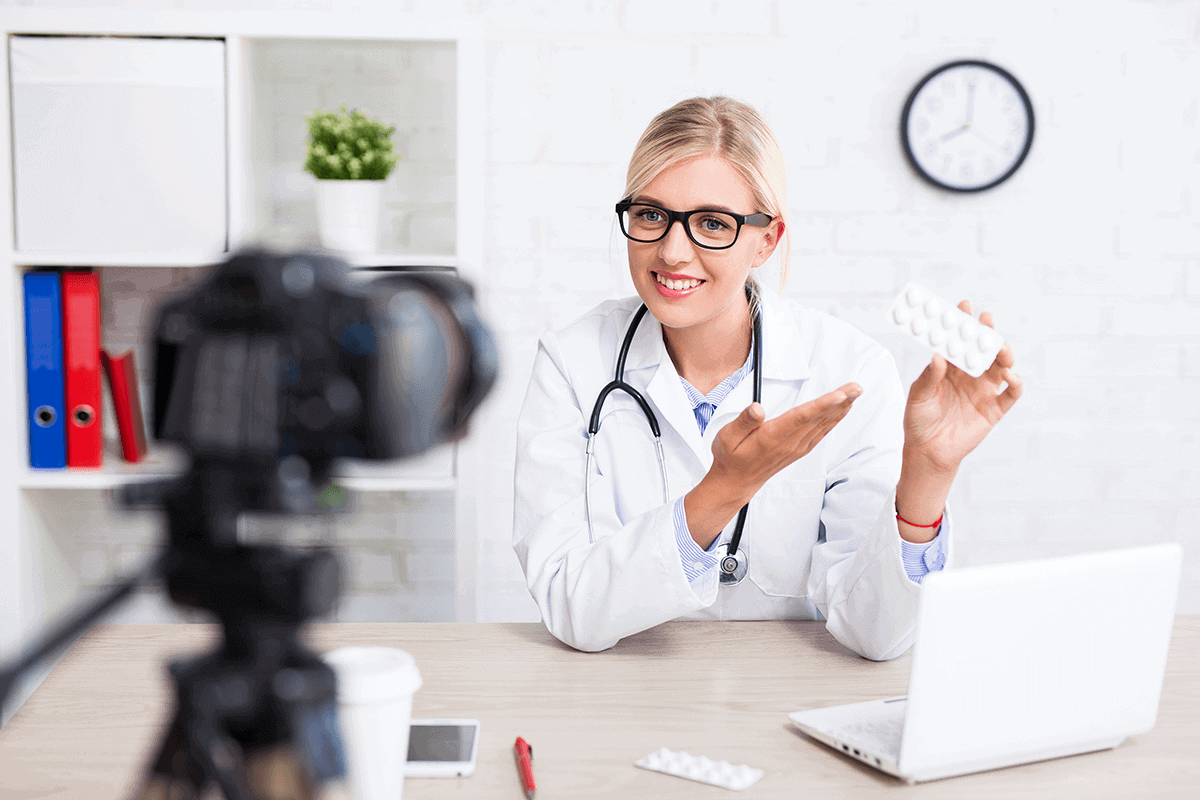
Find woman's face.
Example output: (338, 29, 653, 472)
(626, 154, 780, 335)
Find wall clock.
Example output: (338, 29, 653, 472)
(900, 60, 1035, 192)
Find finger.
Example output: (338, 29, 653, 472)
(781, 385, 859, 426)
(839, 381, 863, 400)
(991, 341, 1015, 371)
(785, 398, 855, 459)
(997, 368, 1023, 412)
(957, 298, 973, 316)
(910, 352, 948, 398)
(979, 310, 994, 329)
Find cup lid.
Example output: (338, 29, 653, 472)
(324, 646, 423, 704)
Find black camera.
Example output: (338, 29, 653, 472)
(152, 249, 498, 517)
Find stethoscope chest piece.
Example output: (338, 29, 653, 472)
(715, 543, 748, 586)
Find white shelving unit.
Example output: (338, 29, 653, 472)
(0, 8, 485, 723)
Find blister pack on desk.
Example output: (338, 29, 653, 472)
(887, 283, 1005, 378)
(634, 747, 763, 791)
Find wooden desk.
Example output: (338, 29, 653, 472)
(1, 618, 1198, 798)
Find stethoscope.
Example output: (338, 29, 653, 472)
(583, 299, 763, 586)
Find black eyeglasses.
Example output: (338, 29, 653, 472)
(615, 200, 773, 250)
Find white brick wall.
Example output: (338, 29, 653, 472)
(10, 0, 1200, 622)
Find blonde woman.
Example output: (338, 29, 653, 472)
(513, 97, 1020, 657)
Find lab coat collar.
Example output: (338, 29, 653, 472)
(618, 290, 813, 468)
(620, 290, 812, 382)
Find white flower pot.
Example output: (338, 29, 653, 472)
(316, 179, 384, 254)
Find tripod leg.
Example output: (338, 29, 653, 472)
(133, 707, 208, 800)
(245, 745, 323, 800)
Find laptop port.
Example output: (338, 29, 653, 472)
(853, 749, 860, 756)
(842, 745, 849, 752)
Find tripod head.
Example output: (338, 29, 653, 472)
(0, 249, 499, 799)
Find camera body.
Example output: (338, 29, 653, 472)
(151, 250, 498, 517)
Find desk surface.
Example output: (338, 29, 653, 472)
(1, 618, 1198, 799)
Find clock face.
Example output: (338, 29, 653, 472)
(901, 60, 1035, 192)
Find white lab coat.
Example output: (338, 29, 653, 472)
(513, 291, 953, 659)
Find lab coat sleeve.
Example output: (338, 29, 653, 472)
(807, 347, 955, 661)
(512, 334, 715, 652)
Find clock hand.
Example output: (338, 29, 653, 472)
(940, 126, 969, 142)
(965, 81, 976, 126)
(970, 127, 1006, 153)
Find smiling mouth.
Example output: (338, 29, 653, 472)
(654, 272, 704, 291)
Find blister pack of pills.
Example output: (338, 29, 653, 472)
(887, 283, 1005, 378)
(634, 747, 764, 791)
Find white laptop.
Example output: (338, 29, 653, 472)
(788, 543, 1182, 783)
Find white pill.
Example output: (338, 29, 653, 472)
(966, 351, 979, 371)
(947, 339, 963, 357)
(924, 297, 943, 317)
(960, 319, 976, 338)
(906, 285, 924, 306)
(892, 306, 911, 324)
(929, 328, 947, 346)
(911, 317, 929, 335)
(942, 309, 958, 328)
(978, 331, 995, 351)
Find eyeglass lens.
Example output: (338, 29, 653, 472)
(620, 204, 741, 249)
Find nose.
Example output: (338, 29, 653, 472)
(657, 218, 695, 265)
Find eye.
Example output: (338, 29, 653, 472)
(697, 214, 730, 232)
(637, 207, 664, 223)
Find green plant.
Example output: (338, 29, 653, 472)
(304, 104, 399, 180)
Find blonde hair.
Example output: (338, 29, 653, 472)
(623, 96, 791, 287)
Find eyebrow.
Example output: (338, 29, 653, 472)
(631, 195, 740, 215)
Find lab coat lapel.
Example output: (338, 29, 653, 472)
(621, 308, 710, 469)
(703, 291, 812, 442)
(646, 353, 709, 468)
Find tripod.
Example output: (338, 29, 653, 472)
(0, 248, 499, 800)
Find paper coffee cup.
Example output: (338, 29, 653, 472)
(324, 646, 423, 800)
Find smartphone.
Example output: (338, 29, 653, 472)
(405, 718, 480, 777)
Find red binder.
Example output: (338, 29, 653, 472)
(62, 271, 103, 467)
(101, 349, 148, 463)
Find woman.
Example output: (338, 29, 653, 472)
(513, 97, 1021, 658)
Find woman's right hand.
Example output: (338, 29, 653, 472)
(683, 383, 861, 547)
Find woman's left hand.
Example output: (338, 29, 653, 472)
(902, 300, 1023, 475)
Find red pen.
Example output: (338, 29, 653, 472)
(514, 736, 536, 799)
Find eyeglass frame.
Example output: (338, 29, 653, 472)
(614, 200, 774, 251)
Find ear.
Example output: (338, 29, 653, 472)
(750, 218, 784, 269)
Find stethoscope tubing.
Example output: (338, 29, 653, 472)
(583, 298, 762, 573)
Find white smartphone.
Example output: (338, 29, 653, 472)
(405, 718, 480, 777)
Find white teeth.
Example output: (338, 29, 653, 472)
(655, 273, 702, 291)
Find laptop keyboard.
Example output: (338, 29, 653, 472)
(829, 708, 906, 759)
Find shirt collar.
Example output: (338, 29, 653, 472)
(621, 289, 812, 382)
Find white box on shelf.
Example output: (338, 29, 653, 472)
(9, 35, 227, 253)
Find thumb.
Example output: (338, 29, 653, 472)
(728, 402, 766, 440)
(911, 353, 948, 396)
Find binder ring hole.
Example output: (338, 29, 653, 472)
(35, 405, 57, 427)
(73, 405, 96, 427)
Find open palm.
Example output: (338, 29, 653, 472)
(903, 301, 1022, 473)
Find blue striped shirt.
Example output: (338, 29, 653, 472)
(671, 353, 946, 585)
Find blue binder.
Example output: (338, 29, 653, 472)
(24, 272, 66, 468)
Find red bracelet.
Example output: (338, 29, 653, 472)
(895, 508, 943, 529)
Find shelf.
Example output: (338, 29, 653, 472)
(18, 444, 455, 493)
(9, 251, 463, 270)
(10, 250, 229, 269)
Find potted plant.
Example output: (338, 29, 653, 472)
(305, 104, 400, 254)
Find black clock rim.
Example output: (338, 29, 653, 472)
(899, 59, 1036, 193)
